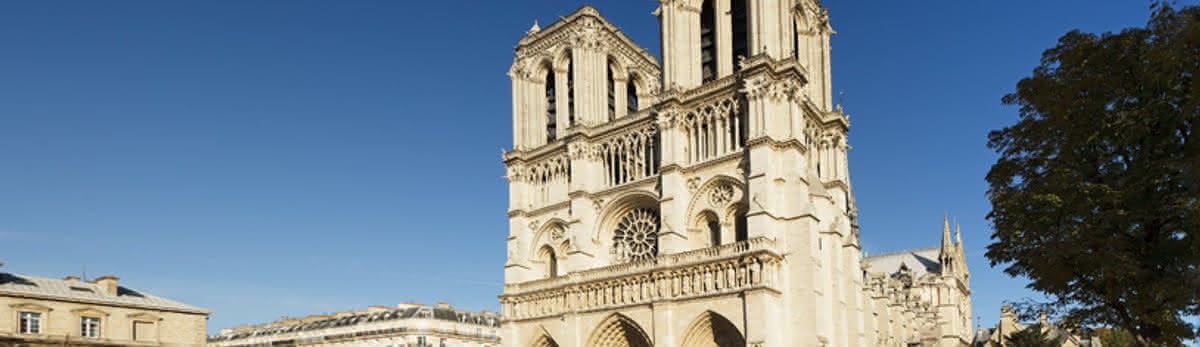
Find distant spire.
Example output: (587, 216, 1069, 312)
(940, 213, 954, 272)
(941, 213, 953, 251)
(955, 221, 963, 244)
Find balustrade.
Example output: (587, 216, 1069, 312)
(500, 238, 780, 320)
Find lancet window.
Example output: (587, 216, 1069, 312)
(567, 58, 575, 127)
(607, 62, 616, 121)
(540, 245, 559, 278)
(545, 69, 557, 143)
(731, 0, 749, 72)
(627, 75, 639, 113)
(708, 219, 721, 246)
(734, 208, 748, 242)
(700, 0, 717, 82)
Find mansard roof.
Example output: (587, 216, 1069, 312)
(0, 272, 208, 314)
(513, 5, 660, 80)
(209, 303, 500, 342)
(863, 247, 941, 277)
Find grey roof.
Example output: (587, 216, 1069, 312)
(0, 272, 208, 314)
(210, 305, 500, 342)
(863, 247, 941, 277)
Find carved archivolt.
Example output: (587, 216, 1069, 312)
(586, 314, 653, 347)
(681, 311, 745, 347)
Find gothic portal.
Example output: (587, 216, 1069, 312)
(499, 1, 973, 346)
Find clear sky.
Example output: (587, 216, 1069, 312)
(1, 0, 1194, 338)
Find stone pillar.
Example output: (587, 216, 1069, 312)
(613, 73, 628, 119)
(656, 108, 689, 255)
(657, 1, 701, 89)
(715, 0, 732, 78)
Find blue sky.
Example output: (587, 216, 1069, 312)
(1, 0, 1194, 338)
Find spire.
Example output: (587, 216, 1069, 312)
(940, 213, 953, 255)
(940, 213, 955, 273)
(527, 20, 541, 35)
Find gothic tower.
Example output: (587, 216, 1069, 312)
(499, 2, 969, 346)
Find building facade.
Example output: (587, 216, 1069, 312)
(498, 1, 972, 346)
(206, 303, 500, 347)
(0, 271, 210, 347)
(971, 306, 1101, 347)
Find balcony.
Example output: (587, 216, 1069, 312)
(499, 237, 782, 321)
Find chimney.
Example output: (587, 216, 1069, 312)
(93, 275, 119, 296)
(63, 275, 81, 282)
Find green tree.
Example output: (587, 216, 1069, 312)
(984, 4, 1200, 346)
(992, 325, 1064, 347)
(1096, 327, 1138, 347)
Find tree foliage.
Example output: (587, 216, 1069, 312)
(991, 325, 1064, 347)
(985, 4, 1200, 345)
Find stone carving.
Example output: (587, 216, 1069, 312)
(568, 142, 590, 160)
(612, 208, 659, 261)
(742, 75, 802, 102)
(550, 225, 565, 242)
(687, 177, 701, 192)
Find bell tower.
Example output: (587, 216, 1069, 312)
(497, 2, 980, 347)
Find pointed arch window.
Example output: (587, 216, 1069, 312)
(731, 0, 749, 72)
(607, 63, 616, 121)
(627, 75, 638, 113)
(545, 69, 557, 143)
(700, 0, 717, 82)
(548, 251, 558, 278)
(734, 208, 748, 242)
(567, 58, 575, 127)
(708, 220, 721, 247)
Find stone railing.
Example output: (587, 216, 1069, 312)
(499, 238, 782, 321)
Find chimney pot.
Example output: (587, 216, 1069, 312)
(92, 275, 119, 296)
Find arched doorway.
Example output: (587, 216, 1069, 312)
(587, 314, 652, 347)
(531, 333, 560, 347)
(681, 311, 745, 347)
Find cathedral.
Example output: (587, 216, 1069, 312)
(497, 1, 973, 346)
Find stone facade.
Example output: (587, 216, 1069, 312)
(206, 303, 499, 347)
(971, 306, 1101, 347)
(499, 1, 973, 346)
(0, 271, 209, 347)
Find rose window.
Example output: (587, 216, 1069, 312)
(612, 208, 659, 261)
